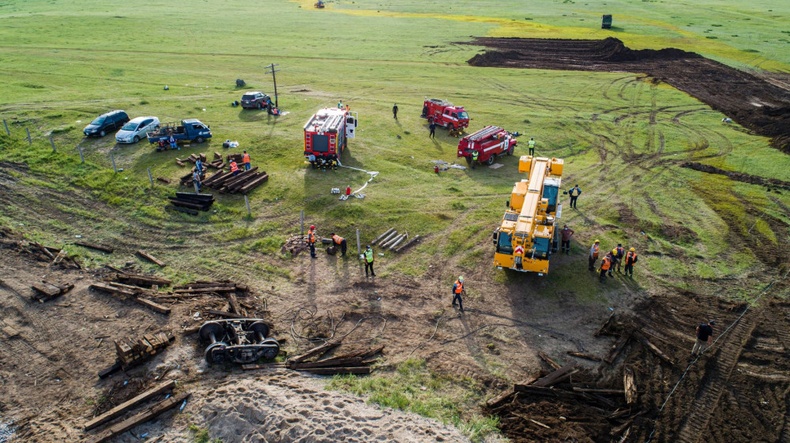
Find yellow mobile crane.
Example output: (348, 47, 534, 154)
(493, 155, 564, 275)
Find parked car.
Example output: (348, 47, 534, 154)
(83, 110, 129, 137)
(115, 116, 160, 144)
(240, 91, 272, 110)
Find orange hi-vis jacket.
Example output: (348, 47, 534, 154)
(332, 234, 344, 245)
(307, 230, 316, 245)
(454, 280, 464, 294)
(590, 243, 600, 259)
(242, 153, 251, 164)
(626, 251, 638, 265)
(600, 256, 612, 271)
(230, 161, 239, 173)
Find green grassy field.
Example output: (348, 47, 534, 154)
(1, 0, 789, 439)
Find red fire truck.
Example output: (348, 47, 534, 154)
(421, 98, 469, 131)
(303, 107, 358, 169)
(457, 126, 518, 166)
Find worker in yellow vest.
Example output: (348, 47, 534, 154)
(528, 137, 536, 156)
(364, 245, 375, 277)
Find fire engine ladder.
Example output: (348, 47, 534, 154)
(322, 114, 343, 132)
(467, 126, 501, 142)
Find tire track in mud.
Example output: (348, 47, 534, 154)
(675, 308, 761, 443)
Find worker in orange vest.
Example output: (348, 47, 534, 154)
(331, 233, 347, 257)
(242, 150, 251, 171)
(599, 253, 612, 282)
(229, 160, 240, 176)
(588, 239, 600, 271)
(307, 225, 317, 259)
(451, 276, 465, 313)
(624, 247, 638, 277)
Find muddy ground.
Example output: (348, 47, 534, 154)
(466, 37, 790, 153)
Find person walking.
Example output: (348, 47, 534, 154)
(392, 104, 398, 119)
(692, 320, 715, 356)
(242, 150, 251, 171)
(364, 245, 375, 277)
(624, 247, 638, 277)
(588, 239, 600, 271)
(560, 225, 574, 254)
(452, 276, 465, 313)
(471, 150, 479, 169)
(229, 159, 240, 176)
(307, 225, 317, 259)
(330, 233, 347, 257)
(528, 137, 536, 156)
(429, 120, 437, 139)
(613, 243, 625, 273)
(599, 253, 612, 282)
(568, 185, 582, 209)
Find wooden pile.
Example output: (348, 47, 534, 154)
(201, 166, 269, 194)
(0, 235, 81, 269)
(157, 280, 257, 321)
(90, 271, 172, 315)
(279, 342, 383, 375)
(167, 192, 215, 215)
(98, 330, 175, 379)
(31, 280, 74, 302)
(174, 152, 206, 168)
(281, 234, 309, 256)
(370, 228, 422, 253)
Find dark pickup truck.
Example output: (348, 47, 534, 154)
(148, 119, 212, 150)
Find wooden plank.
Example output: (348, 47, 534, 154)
(571, 387, 625, 395)
(207, 309, 248, 319)
(168, 205, 199, 216)
(394, 235, 421, 253)
(370, 228, 395, 246)
(239, 173, 269, 194)
(604, 334, 632, 364)
(595, 311, 616, 337)
(74, 241, 114, 254)
(201, 170, 227, 186)
(288, 357, 364, 370)
(135, 297, 171, 315)
(87, 392, 190, 443)
(294, 366, 371, 375)
(638, 334, 674, 366)
(136, 250, 166, 267)
(241, 362, 287, 370)
(84, 380, 176, 430)
(173, 286, 236, 294)
(226, 292, 243, 316)
(31, 282, 61, 298)
(98, 361, 122, 379)
(289, 342, 340, 364)
(485, 389, 515, 409)
(624, 367, 637, 405)
(532, 363, 577, 387)
(538, 351, 562, 370)
(156, 177, 171, 184)
(566, 351, 603, 362)
(91, 282, 137, 297)
(115, 274, 172, 287)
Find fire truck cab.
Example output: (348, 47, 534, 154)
(303, 108, 358, 170)
(457, 126, 517, 166)
(421, 98, 469, 131)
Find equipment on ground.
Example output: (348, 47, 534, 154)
(315, 0, 325, 7)
(457, 125, 517, 166)
(148, 119, 212, 150)
(602, 14, 612, 29)
(303, 107, 358, 170)
(493, 155, 564, 275)
(421, 98, 469, 131)
(198, 319, 280, 364)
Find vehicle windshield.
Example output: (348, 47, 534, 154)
(90, 117, 105, 125)
(458, 112, 469, 120)
(533, 237, 550, 259)
(496, 231, 513, 254)
(121, 121, 138, 131)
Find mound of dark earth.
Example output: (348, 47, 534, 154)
(466, 37, 790, 153)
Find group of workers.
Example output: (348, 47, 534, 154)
(306, 225, 376, 277)
(227, 150, 252, 176)
(589, 240, 639, 282)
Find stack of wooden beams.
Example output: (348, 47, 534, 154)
(283, 342, 383, 375)
(206, 151, 225, 170)
(167, 192, 215, 215)
(98, 330, 175, 378)
(31, 280, 74, 302)
(201, 166, 269, 194)
(90, 271, 173, 315)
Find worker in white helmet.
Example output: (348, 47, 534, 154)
(452, 276, 465, 313)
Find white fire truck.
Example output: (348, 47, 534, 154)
(303, 108, 358, 170)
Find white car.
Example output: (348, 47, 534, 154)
(115, 116, 160, 144)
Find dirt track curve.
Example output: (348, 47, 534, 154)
(466, 37, 790, 153)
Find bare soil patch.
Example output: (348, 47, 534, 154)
(466, 37, 790, 153)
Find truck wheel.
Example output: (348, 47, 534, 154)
(196, 137, 204, 143)
(507, 145, 514, 156)
(486, 156, 495, 166)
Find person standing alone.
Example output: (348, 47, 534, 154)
(307, 225, 317, 259)
(392, 104, 398, 119)
(528, 137, 536, 156)
(568, 185, 582, 209)
(560, 225, 574, 254)
(429, 120, 437, 139)
(692, 320, 715, 356)
(452, 276, 465, 313)
(364, 245, 375, 277)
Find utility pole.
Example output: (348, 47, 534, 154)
(264, 63, 280, 108)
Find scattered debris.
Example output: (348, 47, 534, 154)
(281, 234, 309, 257)
(90, 282, 171, 315)
(283, 343, 383, 375)
(74, 241, 114, 254)
(31, 280, 73, 302)
(86, 392, 190, 443)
